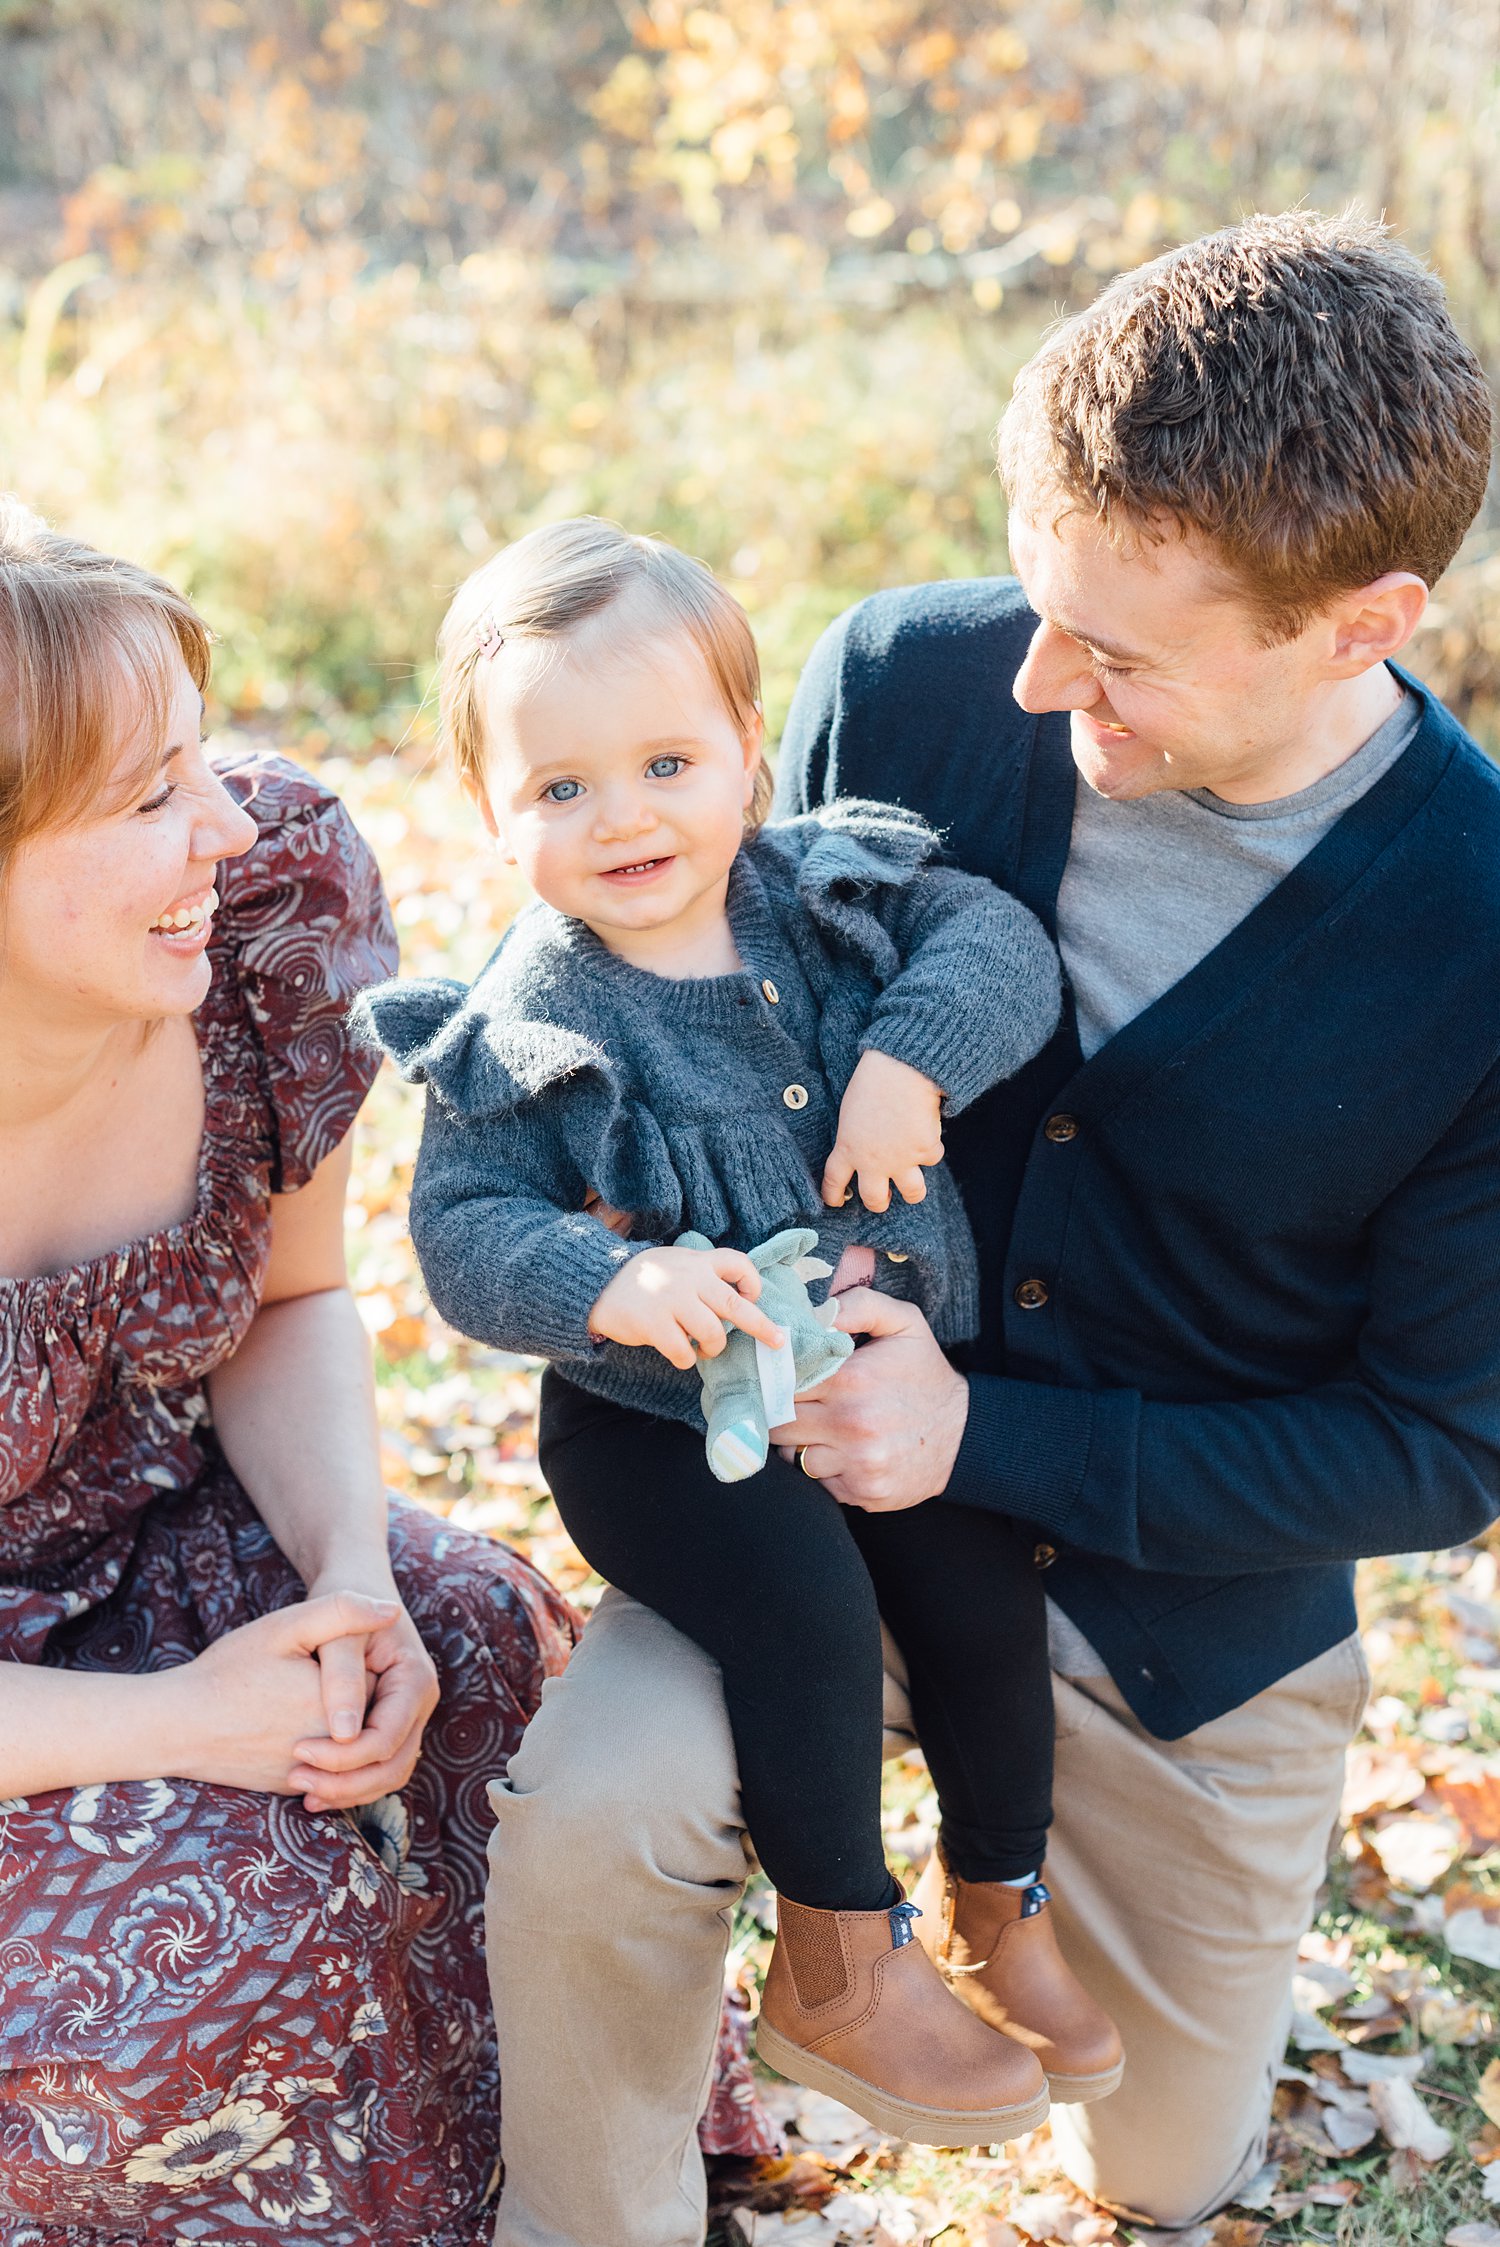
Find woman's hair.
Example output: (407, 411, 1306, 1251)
(0, 495, 212, 865)
(439, 517, 773, 832)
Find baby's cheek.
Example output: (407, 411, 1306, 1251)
(828, 1243, 877, 1296)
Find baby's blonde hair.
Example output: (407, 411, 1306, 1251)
(0, 495, 211, 869)
(438, 517, 773, 832)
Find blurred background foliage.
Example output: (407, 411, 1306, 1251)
(1, 0, 1499, 747)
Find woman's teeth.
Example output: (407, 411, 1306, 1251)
(150, 887, 219, 934)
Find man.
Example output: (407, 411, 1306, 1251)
(485, 210, 1500, 2245)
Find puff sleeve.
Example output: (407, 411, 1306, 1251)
(762, 801, 1062, 1114)
(354, 965, 647, 1361)
(212, 748, 399, 1191)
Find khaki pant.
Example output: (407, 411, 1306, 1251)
(487, 1588, 1368, 2247)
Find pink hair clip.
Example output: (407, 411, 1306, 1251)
(475, 615, 506, 659)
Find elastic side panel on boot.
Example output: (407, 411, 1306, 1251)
(785, 1914, 851, 2009)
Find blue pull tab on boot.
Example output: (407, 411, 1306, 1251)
(1019, 1879, 1052, 1919)
(888, 1899, 922, 1948)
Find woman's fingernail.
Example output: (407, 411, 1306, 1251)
(333, 1711, 360, 1740)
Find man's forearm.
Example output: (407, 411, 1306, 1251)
(207, 1288, 395, 1596)
(949, 1369, 1500, 1575)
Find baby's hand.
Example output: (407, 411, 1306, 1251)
(823, 1049, 945, 1213)
(588, 1246, 786, 1372)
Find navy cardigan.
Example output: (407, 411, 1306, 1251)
(776, 577, 1500, 1738)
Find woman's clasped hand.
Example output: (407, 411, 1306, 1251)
(158, 1589, 441, 1810)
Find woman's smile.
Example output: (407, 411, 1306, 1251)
(149, 883, 219, 949)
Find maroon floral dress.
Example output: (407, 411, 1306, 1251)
(0, 752, 770, 2247)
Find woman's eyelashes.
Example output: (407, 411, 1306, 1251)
(136, 782, 178, 816)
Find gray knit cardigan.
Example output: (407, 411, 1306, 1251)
(359, 799, 1061, 1428)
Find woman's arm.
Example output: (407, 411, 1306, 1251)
(208, 1131, 394, 1606)
(206, 1128, 439, 1806)
(0, 1592, 400, 1799)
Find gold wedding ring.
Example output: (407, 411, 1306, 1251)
(797, 1446, 818, 1479)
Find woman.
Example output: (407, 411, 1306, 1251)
(0, 498, 771, 2245)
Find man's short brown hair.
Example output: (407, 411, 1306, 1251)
(999, 210, 1493, 638)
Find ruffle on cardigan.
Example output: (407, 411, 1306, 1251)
(781, 798, 944, 984)
(358, 970, 609, 1114)
(359, 959, 829, 1245)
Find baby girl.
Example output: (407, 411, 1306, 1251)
(363, 518, 1122, 2143)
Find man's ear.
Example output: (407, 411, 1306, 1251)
(1323, 573, 1430, 677)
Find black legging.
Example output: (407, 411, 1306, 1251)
(539, 1371, 1054, 1911)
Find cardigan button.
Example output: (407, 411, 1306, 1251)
(761, 978, 780, 1004)
(885, 1250, 910, 1263)
(782, 1083, 810, 1111)
(1045, 1113, 1079, 1143)
(1033, 1542, 1057, 1568)
(1013, 1277, 1050, 1310)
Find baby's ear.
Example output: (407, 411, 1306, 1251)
(462, 770, 514, 857)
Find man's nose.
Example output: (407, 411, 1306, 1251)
(1011, 621, 1102, 715)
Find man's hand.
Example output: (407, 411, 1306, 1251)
(588, 1245, 785, 1371)
(772, 1288, 970, 1509)
(822, 1050, 945, 1213)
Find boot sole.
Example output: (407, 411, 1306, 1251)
(755, 2020, 1050, 2147)
(1046, 2058, 1125, 2105)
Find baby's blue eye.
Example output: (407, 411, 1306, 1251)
(647, 755, 686, 779)
(544, 779, 583, 803)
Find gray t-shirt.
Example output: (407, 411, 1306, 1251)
(1044, 691, 1420, 1675)
(1057, 694, 1421, 1060)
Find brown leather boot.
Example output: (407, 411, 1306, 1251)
(756, 1892, 1049, 2145)
(911, 1850, 1124, 2104)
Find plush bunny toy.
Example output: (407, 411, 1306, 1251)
(677, 1227, 854, 1482)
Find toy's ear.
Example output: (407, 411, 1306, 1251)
(793, 1255, 834, 1283)
(752, 1226, 820, 1270)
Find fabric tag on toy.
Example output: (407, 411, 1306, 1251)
(755, 1330, 798, 1431)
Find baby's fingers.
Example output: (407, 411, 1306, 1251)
(714, 1284, 785, 1350)
(856, 1167, 893, 1214)
(708, 1250, 762, 1300)
(821, 1144, 855, 1208)
(654, 1324, 701, 1370)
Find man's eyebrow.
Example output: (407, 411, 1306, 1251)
(1049, 618, 1152, 666)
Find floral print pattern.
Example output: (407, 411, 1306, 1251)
(0, 752, 774, 2246)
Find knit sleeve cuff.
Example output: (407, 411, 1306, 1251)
(945, 1372, 1097, 1529)
(859, 1012, 1007, 1114)
(520, 1225, 641, 1361)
